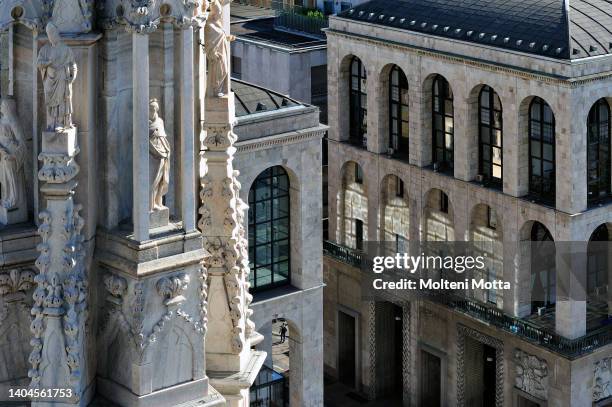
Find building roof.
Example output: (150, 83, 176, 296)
(230, 2, 276, 22)
(231, 79, 301, 117)
(337, 0, 612, 60)
(231, 18, 327, 49)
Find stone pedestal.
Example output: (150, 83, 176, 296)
(150, 207, 170, 229)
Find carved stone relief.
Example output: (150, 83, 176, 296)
(514, 349, 549, 401)
(594, 357, 612, 402)
(0, 98, 27, 225)
(148, 98, 170, 219)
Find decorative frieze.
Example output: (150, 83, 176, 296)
(594, 357, 612, 402)
(514, 349, 549, 401)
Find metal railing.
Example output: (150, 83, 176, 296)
(323, 240, 612, 360)
(323, 240, 363, 268)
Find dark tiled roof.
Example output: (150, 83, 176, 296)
(231, 18, 326, 48)
(231, 80, 300, 117)
(337, 0, 612, 60)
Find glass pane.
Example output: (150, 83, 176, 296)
(256, 244, 272, 265)
(493, 165, 502, 179)
(494, 130, 502, 147)
(445, 117, 454, 133)
(273, 196, 290, 218)
(543, 144, 553, 161)
(492, 147, 502, 165)
(532, 159, 542, 176)
(531, 141, 541, 158)
(256, 223, 271, 245)
(401, 107, 409, 121)
(445, 133, 453, 149)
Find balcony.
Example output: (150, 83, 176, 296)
(272, 3, 329, 36)
(323, 240, 612, 359)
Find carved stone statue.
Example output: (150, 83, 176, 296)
(37, 23, 77, 131)
(204, 0, 234, 97)
(0, 99, 26, 210)
(148, 99, 171, 212)
(51, 0, 93, 33)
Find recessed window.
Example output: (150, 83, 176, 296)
(349, 57, 367, 147)
(248, 166, 290, 292)
(528, 98, 555, 205)
(231, 56, 242, 79)
(355, 219, 364, 250)
(389, 65, 409, 157)
(587, 99, 611, 205)
(432, 75, 454, 173)
(479, 86, 503, 187)
(395, 177, 404, 198)
(439, 191, 449, 213)
(530, 222, 555, 313)
(354, 163, 363, 184)
(486, 207, 497, 230)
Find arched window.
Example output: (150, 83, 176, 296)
(588, 224, 609, 296)
(587, 99, 611, 204)
(529, 98, 555, 204)
(389, 65, 409, 157)
(248, 166, 290, 292)
(432, 75, 454, 173)
(479, 86, 503, 187)
(530, 222, 555, 313)
(349, 57, 367, 147)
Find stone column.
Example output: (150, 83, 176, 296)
(180, 25, 196, 232)
(200, 95, 265, 406)
(31, 126, 91, 407)
(132, 32, 150, 241)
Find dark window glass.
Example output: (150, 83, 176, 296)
(355, 163, 363, 184)
(231, 56, 242, 79)
(440, 191, 449, 214)
(389, 65, 409, 158)
(432, 75, 454, 173)
(479, 86, 503, 187)
(529, 98, 555, 205)
(248, 166, 291, 292)
(587, 99, 611, 205)
(588, 225, 609, 295)
(530, 222, 555, 313)
(355, 219, 364, 250)
(396, 176, 404, 198)
(349, 57, 367, 147)
(311, 65, 328, 124)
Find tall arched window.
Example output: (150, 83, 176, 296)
(529, 98, 555, 204)
(588, 224, 609, 296)
(389, 65, 409, 157)
(479, 86, 503, 187)
(432, 75, 454, 173)
(587, 99, 611, 205)
(248, 166, 290, 292)
(349, 57, 367, 147)
(530, 222, 555, 313)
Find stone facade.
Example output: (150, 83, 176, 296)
(324, 7, 612, 407)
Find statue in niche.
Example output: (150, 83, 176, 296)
(0, 99, 26, 210)
(51, 0, 93, 33)
(148, 99, 170, 212)
(37, 23, 77, 131)
(204, 0, 235, 97)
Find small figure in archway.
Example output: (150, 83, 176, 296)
(279, 322, 288, 343)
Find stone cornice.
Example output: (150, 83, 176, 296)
(326, 29, 612, 88)
(235, 126, 327, 153)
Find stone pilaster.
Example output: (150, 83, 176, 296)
(200, 95, 265, 406)
(31, 126, 92, 407)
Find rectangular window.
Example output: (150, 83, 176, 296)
(487, 207, 497, 229)
(395, 234, 407, 253)
(396, 178, 404, 198)
(440, 192, 449, 213)
(311, 65, 328, 124)
(231, 56, 242, 79)
(355, 164, 363, 184)
(355, 219, 364, 251)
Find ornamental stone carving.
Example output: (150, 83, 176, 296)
(0, 268, 36, 301)
(51, 0, 94, 33)
(99, 0, 204, 32)
(148, 99, 171, 213)
(156, 273, 190, 305)
(38, 23, 77, 131)
(104, 273, 128, 301)
(594, 357, 612, 402)
(514, 349, 548, 401)
(204, 0, 234, 97)
(0, 98, 27, 218)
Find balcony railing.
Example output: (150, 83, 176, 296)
(323, 240, 612, 360)
(323, 240, 363, 268)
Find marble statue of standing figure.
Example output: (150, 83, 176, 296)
(0, 99, 26, 209)
(148, 99, 171, 212)
(37, 22, 77, 131)
(204, 0, 235, 97)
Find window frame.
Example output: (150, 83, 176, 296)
(528, 97, 556, 205)
(389, 65, 409, 158)
(432, 75, 454, 173)
(248, 166, 291, 292)
(478, 85, 503, 188)
(587, 98, 611, 205)
(349, 57, 368, 147)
